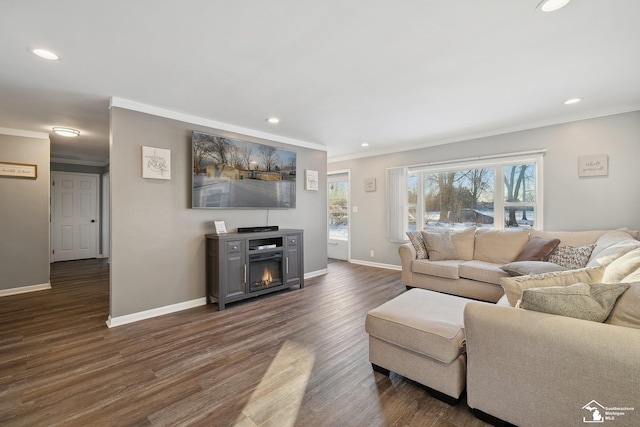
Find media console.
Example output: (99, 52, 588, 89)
(205, 229, 304, 310)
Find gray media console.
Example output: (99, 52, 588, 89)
(205, 229, 304, 310)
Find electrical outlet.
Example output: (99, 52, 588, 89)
(370, 250, 374, 257)
(352, 206, 358, 213)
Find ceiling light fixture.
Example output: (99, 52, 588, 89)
(266, 117, 280, 124)
(361, 142, 369, 147)
(563, 97, 582, 105)
(52, 127, 80, 137)
(537, 0, 571, 12)
(32, 48, 60, 60)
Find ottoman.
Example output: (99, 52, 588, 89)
(365, 288, 478, 403)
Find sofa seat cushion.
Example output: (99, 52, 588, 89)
(459, 260, 508, 285)
(411, 259, 464, 279)
(365, 289, 473, 364)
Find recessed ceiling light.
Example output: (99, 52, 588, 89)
(563, 97, 582, 105)
(537, 0, 571, 12)
(52, 127, 80, 137)
(32, 48, 60, 61)
(266, 117, 280, 124)
(361, 142, 369, 147)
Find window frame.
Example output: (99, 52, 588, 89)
(407, 152, 544, 233)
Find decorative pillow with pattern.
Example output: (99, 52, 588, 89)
(547, 243, 596, 270)
(406, 231, 428, 259)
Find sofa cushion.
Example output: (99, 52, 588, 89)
(586, 238, 640, 268)
(602, 247, 640, 283)
(500, 266, 606, 307)
(606, 282, 640, 329)
(406, 231, 428, 259)
(450, 227, 476, 261)
(528, 229, 604, 247)
(514, 237, 560, 262)
(518, 282, 629, 322)
(500, 261, 567, 276)
(411, 259, 463, 279)
(474, 228, 529, 264)
(547, 243, 595, 269)
(587, 229, 638, 264)
(422, 231, 458, 261)
(459, 260, 509, 285)
(365, 289, 472, 364)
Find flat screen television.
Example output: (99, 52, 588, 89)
(192, 131, 296, 209)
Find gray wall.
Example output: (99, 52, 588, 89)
(329, 110, 640, 267)
(0, 132, 50, 290)
(110, 107, 327, 318)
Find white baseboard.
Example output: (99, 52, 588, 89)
(305, 268, 329, 279)
(106, 297, 207, 328)
(106, 268, 330, 328)
(0, 282, 51, 297)
(348, 259, 402, 271)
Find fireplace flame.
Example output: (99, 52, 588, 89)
(262, 267, 273, 286)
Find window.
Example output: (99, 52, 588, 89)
(390, 152, 543, 240)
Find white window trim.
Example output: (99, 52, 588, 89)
(401, 151, 544, 237)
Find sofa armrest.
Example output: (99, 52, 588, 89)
(464, 303, 640, 426)
(398, 243, 416, 286)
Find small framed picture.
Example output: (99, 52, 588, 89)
(214, 220, 227, 234)
(142, 146, 171, 180)
(0, 162, 37, 179)
(365, 178, 376, 192)
(305, 170, 319, 191)
(578, 154, 608, 177)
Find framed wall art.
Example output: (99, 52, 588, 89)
(578, 154, 608, 177)
(142, 146, 171, 180)
(0, 162, 37, 179)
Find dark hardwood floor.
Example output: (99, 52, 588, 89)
(0, 259, 489, 426)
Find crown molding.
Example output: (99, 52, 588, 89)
(110, 97, 327, 153)
(0, 127, 49, 140)
(50, 157, 109, 167)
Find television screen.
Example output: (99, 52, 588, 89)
(192, 131, 296, 209)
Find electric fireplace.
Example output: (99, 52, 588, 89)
(248, 250, 284, 292)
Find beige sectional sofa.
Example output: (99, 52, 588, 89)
(465, 251, 640, 426)
(399, 227, 640, 302)
(367, 227, 640, 425)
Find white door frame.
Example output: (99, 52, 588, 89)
(50, 171, 100, 262)
(327, 169, 351, 261)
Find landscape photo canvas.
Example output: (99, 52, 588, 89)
(192, 131, 296, 208)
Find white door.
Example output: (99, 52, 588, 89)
(51, 172, 99, 262)
(328, 171, 349, 261)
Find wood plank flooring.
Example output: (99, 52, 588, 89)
(0, 259, 489, 427)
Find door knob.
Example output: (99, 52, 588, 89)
(91, 219, 96, 223)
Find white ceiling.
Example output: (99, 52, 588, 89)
(1, 1, 639, 164)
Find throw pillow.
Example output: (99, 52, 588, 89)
(586, 229, 637, 266)
(514, 237, 561, 262)
(422, 231, 458, 261)
(500, 261, 567, 276)
(547, 243, 596, 269)
(605, 282, 640, 329)
(602, 247, 640, 283)
(406, 231, 428, 259)
(518, 282, 629, 323)
(586, 238, 640, 268)
(500, 265, 606, 306)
